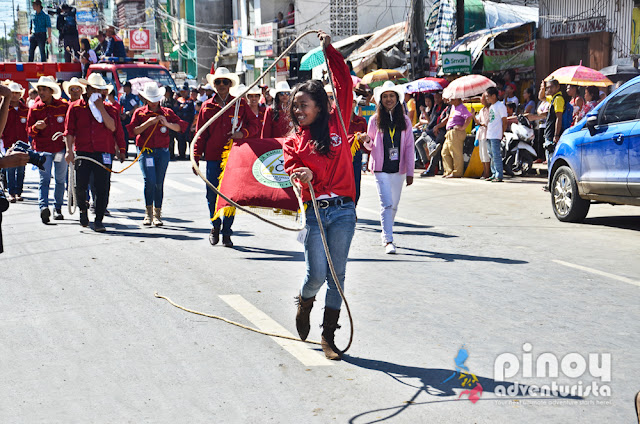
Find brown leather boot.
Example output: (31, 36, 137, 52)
(295, 295, 315, 341)
(321, 307, 342, 360)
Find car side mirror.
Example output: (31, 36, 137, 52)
(586, 115, 598, 137)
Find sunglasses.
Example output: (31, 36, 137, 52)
(214, 79, 231, 86)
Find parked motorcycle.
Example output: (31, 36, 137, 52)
(502, 115, 537, 176)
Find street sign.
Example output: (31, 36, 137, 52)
(442, 51, 472, 74)
(130, 29, 151, 50)
(254, 23, 275, 57)
(78, 24, 99, 37)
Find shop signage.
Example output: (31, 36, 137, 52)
(78, 24, 99, 36)
(483, 40, 535, 72)
(129, 29, 150, 50)
(429, 51, 439, 75)
(442, 51, 472, 74)
(254, 23, 275, 57)
(549, 16, 607, 38)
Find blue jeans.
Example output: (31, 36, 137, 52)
(205, 160, 234, 235)
(138, 147, 170, 207)
(302, 200, 356, 310)
(488, 138, 503, 180)
(38, 149, 68, 210)
(7, 166, 25, 195)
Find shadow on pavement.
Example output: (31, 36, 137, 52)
(342, 355, 580, 423)
(582, 215, 640, 231)
(356, 218, 457, 239)
(110, 207, 194, 224)
(398, 246, 527, 264)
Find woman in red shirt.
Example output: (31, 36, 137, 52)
(127, 83, 188, 226)
(2, 82, 29, 201)
(261, 81, 293, 138)
(283, 32, 355, 360)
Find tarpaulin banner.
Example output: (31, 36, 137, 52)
(215, 138, 299, 215)
(483, 40, 535, 72)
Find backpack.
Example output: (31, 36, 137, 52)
(551, 93, 573, 135)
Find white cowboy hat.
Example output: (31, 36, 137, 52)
(105, 84, 114, 95)
(138, 82, 166, 103)
(31, 76, 62, 99)
(230, 83, 246, 97)
(206, 67, 239, 88)
(245, 85, 262, 96)
(270, 81, 292, 98)
(7, 81, 25, 97)
(85, 73, 111, 91)
(203, 83, 214, 91)
(62, 77, 86, 98)
(373, 80, 405, 104)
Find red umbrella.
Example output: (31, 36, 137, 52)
(443, 75, 496, 100)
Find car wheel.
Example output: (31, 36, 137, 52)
(551, 165, 590, 222)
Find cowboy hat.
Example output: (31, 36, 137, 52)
(245, 85, 263, 95)
(206, 67, 239, 88)
(62, 77, 86, 98)
(373, 80, 405, 104)
(85, 73, 111, 91)
(230, 83, 246, 97)
(31, 76, 62, 99)
(7, 81, 25, 97)
(270, 81, 292, 98)
(203, 83, 214, 91)
(138, 82, 166, 103)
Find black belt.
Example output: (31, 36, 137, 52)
(305, 196, 352, 209)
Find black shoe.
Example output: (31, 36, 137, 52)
(53, 209, 64, 220)
(420, 171, 434, 177)
(94, 220, 106, 232)
(542, 185, 550, 192)
(80, 211, 89, 227)
(40, 208, 51, 224)
(222, 235, 234, 248)
(209, 227, 220, 245)
(104, 209, 111, 217)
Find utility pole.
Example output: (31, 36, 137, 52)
(456, 0, 464, 39)
(413, 0, 425, 79)
(154, 0, 165, 61)
(3, 23, 7, 61)
(12, 0, 22, 62)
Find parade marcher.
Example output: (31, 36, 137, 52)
(160, 86, 180, 160)
(64, 74, 126, 232)
(348, 94, 367, 205)
(26, 76, 69, 223)
(485, 86, 508, 182)
(193, 67, 261, 248)
(203, 84, 214, 99)
(283, 31, 355, 360)
(119, 81, 141, 147)
(176, 85, 196, 161)
(2, 82, 29, 202)
(127, 83, 188, 226)
(62, 77, 86, 103)
(244, 85, 265, 124)
(260, 84, 274, 107)
(362, 81, 414, 254)
(441, 96, 472, 178)
(262, 81, 293, 138)
(196, 85, 208, 103)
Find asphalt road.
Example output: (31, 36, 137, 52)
(1, 161, 639, 423)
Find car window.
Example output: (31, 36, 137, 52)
(92, 70, 117, 87)
(600, 82, 640, 125)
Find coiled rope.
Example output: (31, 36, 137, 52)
(157, 30, 355, 354)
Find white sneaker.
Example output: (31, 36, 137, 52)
(385, 242, 396, 254)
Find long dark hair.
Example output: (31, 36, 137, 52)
(375, 91, 407, 132)
(273, 92, 287, 121)
(289, 79, 332, 156)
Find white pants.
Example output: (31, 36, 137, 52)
(374, 172, 406, 244)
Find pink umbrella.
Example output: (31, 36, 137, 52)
(545, 62, 613, 87)
(127, 77, 158, 95)
(442, 75, 496, 100)
(351, 75, 361, 86)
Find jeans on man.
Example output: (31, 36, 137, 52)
(38, 150, 68, 210)
(205, 160, 234, 235)
(138, 147, 170, 207)
(75, 152, 112, 220)
(6, 166, 25, 196)
(415, 131, 431, 166)
(28, 32, 47, 61)
(488, 138, 503, 180)
(373, 172, 406, 244)
(301, 200, 356, 310)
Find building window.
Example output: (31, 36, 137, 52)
(330, 0, 358, 37)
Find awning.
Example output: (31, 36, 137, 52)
(348, 22, 407, 74)
(448, 22, 534, 66)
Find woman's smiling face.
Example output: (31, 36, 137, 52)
(381, 91, 398, 111)
(292, 91, 321, 126)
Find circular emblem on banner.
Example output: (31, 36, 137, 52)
(57, 116, 64, 123)
(252, 149, 292, 189)
(330, 133, 342, 147)
(21, 118, 26, 123)
(160, 126, 167, 133)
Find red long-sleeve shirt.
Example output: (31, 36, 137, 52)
(126, 105, 189, 149)
(1, 103, 29, 148)
(65, 98, 126, 154)
(261, 106, 293, 138)
(348, 113, 368, 151)
(26, 98, 68, 153)
(193, 95, 260, 161)
(283, 44, 354, 202)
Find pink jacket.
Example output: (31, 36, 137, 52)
(366, 114, 415, 174)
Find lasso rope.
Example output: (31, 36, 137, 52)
(160, 30, 355, 355)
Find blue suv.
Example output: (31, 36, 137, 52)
(549, 77, 640, 222)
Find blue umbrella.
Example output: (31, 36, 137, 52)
(300, 46, 325, 71)
(403, 79, 443, 94)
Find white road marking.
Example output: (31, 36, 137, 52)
(164, 179, 202, 193)
(219, 294, 331, 367)
(553, 260, 640, 288)
(108, 185, 123, 195)
(113, 178, 144, 191)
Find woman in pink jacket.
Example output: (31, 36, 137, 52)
(361, 81, 414, 254)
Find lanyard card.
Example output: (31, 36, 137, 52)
(389, 147, 399, 161)
(54, 151, 64, 163)
(145, 157, 155, 168)
(102, 153, 112, 165)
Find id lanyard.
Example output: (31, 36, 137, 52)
(388, 126, 399, 161)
